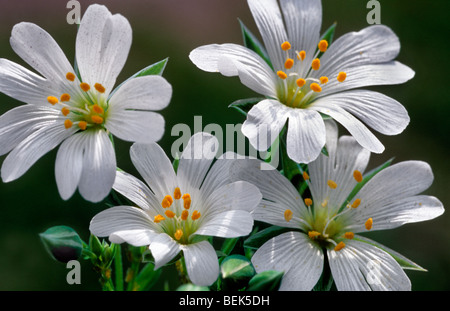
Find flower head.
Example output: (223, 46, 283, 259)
(89, 132, 261, 286)
(190, 0, 414, 163)
(229, 121, 444, 290)
(0, 4, 172, 202)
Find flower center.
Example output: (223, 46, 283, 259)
(283, 170, 373, 251)
(47, 72, 108, 130)
(153, 187, 201, 244)
(276, 40, 347, 109)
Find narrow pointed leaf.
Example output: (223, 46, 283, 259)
(239, 19, 272, 69)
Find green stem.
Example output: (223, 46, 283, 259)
(114, 244, 124, 291)
(126, 261, 140, 291)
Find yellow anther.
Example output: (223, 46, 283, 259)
(191, 210, 201, 221)
(337, 72, 347, 82)
(297, 50, 306, 61)
(182, 193, 191, 209)
(94, 83, 106, 93)
(310, 83, 322, 93)
(154, 214, 165, 223)
(284, 209, 293, 222)
(174, 229, 184, 240)
(277, 71, 288, 80)
(304, 198, 313, 207)
(181, 210, 189, 221)
(302, 171, 310, 180)
(321, 199, 328, 207)
(318, 40, 328, 52)
(66, 72, 76, 82)
(327, 179, 337, 189)
(296, 78, 306, 88)
(334, 241, 346, 251)
(64, 119, 73, 129)
(80, 82, 91, 92)
(365, 218, 373, 230)
(311, 58, 320, 70)
(61, 107, 70, 116)
(92, 104, 104, 114)
(60, 93, 71, 102)
(284, 58, 294, 69)
(308, 231, 321, 239)
(351, 198, 361, 208)
(353, 170, 363, 183)
(91, 115, 104, 124)
(319, 76, 329, 84)
(47, 96, 59, 105)
(344, 232, 355, 239)
(161, 195, 173, 208)
(174, 187, 181, 200)
(281, 41, 291, 51)
(78, 121, 87, 130)
(165, 210, 176, 218)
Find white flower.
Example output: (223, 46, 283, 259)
(89, 132, 261, 286)
(229, 121, 444, 290)
(0, 4, 172, 202)
(189, 0, 414, 164)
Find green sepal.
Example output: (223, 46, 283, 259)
(228, 97, 264, 117)
(246, 270, 284, 291)
(108, 58, 169, 99)
(354, 235, 427, 271)
(220, 255, 256, 290)
(39, 225, 83, 263)
(338, 157, 394, 213)
(239, 19, 272, 69)
(133, 262, 162, 291)
(244, 225, 293, 250)
(312, 251, 335, 291)
(176, 284, 210, 291)
(279, 127, 309, 194)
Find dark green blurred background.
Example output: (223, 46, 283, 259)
(0, 0, 448, 290)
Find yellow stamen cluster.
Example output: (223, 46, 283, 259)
(47, 73, 108, 130)
(275, 40, 348, 108)
(154, 188, 200, 242)
(299, 170, 374, 253)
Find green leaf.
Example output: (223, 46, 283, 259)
(108, 58, 169, 99)
(246, 270, 284, 291)
(239, 19, 272, 69)
(244, 225, 293, 250)
(39, 226, 83, 263)
(221, 255, 256, 281)
(176, 284, 210, 291)
(354, 235, 427, 271)
(338, 157, 394, 213)
(228, 97, 264, 117)
(133, 262, 162, 291)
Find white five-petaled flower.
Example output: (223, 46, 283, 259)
(89, 132, 261, 286)
(0, 4, 172, 202)
(190, 0, 414, 164)
(229, 120, 444, 291)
